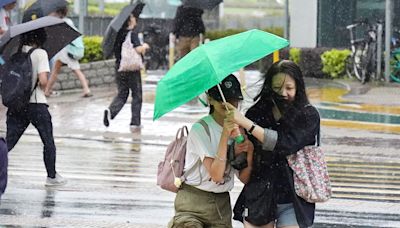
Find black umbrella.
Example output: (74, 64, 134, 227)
(182, 0, 222, 10)
(0, 16, 80, 60)
(22, 0, 68, 22)
(102, 1, 145, 59)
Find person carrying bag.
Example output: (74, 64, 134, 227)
(168, 75, 254, 228)
(226, 60, 328, 228)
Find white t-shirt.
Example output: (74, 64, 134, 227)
(184, 115, 235, 193)
(22, 46, 50, 104)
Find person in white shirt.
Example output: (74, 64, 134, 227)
(0, 0, 16, 38)
(45, 7, 92, 98)
(6, 28, 66, 186)
(169, 74, 254, 228)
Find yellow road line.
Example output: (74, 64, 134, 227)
(321, 119, 400, 134)
(327, 163, 400, 170)
(329, 172, 400, 179)
(332, 193, 400, 201)
(334, 187, 400, 194)
(330, 177, 400, 184)
(333, 182, 400, 189)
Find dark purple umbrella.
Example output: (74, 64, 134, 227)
(0, 0, 15, 8)
(102, 1, 145, 59)
(0, 16, 80, 60)
(22, 0, 68, 22)
(182, 0, 222, 10)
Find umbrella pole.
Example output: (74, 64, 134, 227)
(217, 84, 229, 112)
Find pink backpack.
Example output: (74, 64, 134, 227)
(157, 120, 209, 193)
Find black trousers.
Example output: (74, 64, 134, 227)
(109, 70, 142, 126)
(6, 104, 56, 178)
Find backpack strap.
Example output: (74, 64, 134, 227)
(198, 119, 211, 140)
(27, 48, 39, 97)
(181, 119, 211, 185)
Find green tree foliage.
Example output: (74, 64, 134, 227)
(81, 36, 104, 63)
(289, 47, 300, 64)
(321, 49, 351, 78)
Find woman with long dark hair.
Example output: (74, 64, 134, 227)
(226, 60, 320, 228)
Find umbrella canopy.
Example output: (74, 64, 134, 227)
(0, 0, 16, 8)
(0, 16, 81, 60)
(22, 0, 68, 22)
(102, 1, 145, 59)
(182, 0, 222, 10)
(153, 29, 289, 120)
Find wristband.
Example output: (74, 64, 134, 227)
(248, 122, 256, 135)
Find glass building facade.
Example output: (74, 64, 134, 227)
(317, 0, 400, 47)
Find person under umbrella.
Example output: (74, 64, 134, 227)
(6, 28, 67, 186)
(0, 16, 80, 187)
(172, 5, 205, 60)
(102, 1, 145, 59)
(103, 5, 150, 132)
(45, 6, 92, 98)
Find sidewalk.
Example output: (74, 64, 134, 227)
(337, 79, 400, 106)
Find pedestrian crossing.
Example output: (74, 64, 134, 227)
(2, 135, 400, 227)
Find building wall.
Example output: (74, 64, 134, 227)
(289, 0, 318, 48)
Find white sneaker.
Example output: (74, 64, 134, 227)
(45, 173, 67, 187)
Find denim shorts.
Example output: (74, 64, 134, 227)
(276, 203, 298, 227)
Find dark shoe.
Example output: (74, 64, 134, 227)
(103, 109, 110, 127)
(130, 124, 142, 133)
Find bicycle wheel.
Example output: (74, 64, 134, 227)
(345, 56, 355, 79)
(353, 45, 367, 82)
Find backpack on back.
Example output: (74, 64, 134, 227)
(67, 36, 85, 60)
(157, 120, 210, 193)
(0, 48, 37, 112)
(64, 17, 85, 61)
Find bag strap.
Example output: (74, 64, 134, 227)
(198, 119, 211, 140)
(182, 119, 211, 184)
(25, 48, 39, 96)
(305, 104, 320, 146)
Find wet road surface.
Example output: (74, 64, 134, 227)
(1, 70, 400, 227)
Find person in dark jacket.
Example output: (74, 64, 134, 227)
(103, 12, 150, 132)
(225, 60, 320, 228)
(172, 5, 205, 60)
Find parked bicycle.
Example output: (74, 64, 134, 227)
(345, 19, 382, 84)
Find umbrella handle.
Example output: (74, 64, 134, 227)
(217, 84, 229, 111)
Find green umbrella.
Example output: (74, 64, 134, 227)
(153, 29, 289, 120)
